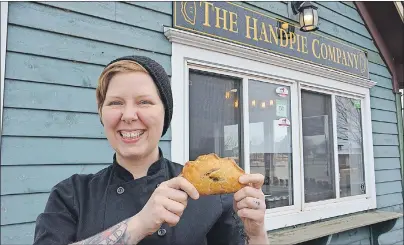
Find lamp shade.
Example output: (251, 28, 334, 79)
(298, 2, 319, 32)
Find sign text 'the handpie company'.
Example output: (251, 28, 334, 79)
(174, 1, 369, 78)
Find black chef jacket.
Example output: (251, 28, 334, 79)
(33, 149, 248, 245)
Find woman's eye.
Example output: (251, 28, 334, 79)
(139, 100, 152, 105)
(108, 101, 122, 105)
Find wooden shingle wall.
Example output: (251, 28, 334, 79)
(1, 2, 172, 244)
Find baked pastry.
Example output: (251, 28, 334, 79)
(181, 153, 246, 195)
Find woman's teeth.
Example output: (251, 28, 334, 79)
(121, 131, 144, 139)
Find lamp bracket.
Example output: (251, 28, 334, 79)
(291, 1, 304, 15)
(291, 1, 318, 15)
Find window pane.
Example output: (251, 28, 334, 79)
(249, 80, 293, 209)
(189, 70, 243, 167)
(301, 90, 336, 203)
(336, 96, 366, 197)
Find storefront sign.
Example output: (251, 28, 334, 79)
(174, 1, 369, 79)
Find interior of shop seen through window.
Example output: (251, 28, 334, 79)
(188, 69, 366, 210)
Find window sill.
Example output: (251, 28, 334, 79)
(265, 196, 376, 230)
(267, 210, 403, 245)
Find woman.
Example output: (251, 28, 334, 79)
(33, 56, 269, 245)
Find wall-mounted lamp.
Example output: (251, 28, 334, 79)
(291, 1, 319, 32)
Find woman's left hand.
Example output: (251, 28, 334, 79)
(233, 173, 267, 238)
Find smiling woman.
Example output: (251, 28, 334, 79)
(32, 55, 269, 245)
(97, 60, 166, 177)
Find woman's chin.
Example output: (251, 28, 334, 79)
(117, 148, 145, 160)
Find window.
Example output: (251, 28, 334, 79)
(335, 95, 366, 198)
(302, 90, 336, 203)
(186, 70, 368, 209)
(168, 30, 376, 231)
(248, 80, 293, 209)
(188, 70, 243, 165)
(301, 91, 366, 203)
(189, 72, 294, 209)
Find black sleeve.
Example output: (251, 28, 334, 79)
(206, 194, 248, 245)
(33, 177, 78, 245)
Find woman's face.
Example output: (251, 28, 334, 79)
(101, 72, 164, 161)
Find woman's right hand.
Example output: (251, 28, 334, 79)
(132, 176, 200, 237)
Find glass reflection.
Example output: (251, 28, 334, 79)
(188, 70, 243, 166)
(249, 80, 293, 209)
(301, 90, 336, 203)
(336, 96, 366, 197)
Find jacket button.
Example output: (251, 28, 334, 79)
(157, 228, 166, 237)
(117, 186, 125, 194)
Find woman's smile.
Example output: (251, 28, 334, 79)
(118, 129, 146, 144)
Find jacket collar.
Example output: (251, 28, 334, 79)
(112, 148, 166, 182)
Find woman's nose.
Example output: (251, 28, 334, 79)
(121, 105, 139, 123)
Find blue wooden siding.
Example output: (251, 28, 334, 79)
(1, 2, 402, 245)
(0, 1, 172, 244)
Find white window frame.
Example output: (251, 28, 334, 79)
(165, 27, 377, 231)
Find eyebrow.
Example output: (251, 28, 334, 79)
(105, 95, 155, 100)
(104, 95, 122, 100)
(137, 95, 155, 99)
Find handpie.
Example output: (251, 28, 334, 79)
(181, 153, 246, 195)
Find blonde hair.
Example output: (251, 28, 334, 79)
(96, 60, 149, 114)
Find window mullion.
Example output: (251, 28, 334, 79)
(297, 83, 305, 211)
(242, 77, 250, 173)
(331, 94, 341, 199)
(184, 64, 190, 163)
(361, 98, 372, 197)
(292, 82, 303, 211)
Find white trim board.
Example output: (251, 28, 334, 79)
(165, 27, 376, 89)
(165, 27, 377, 231)
(0, 1, 8, 135)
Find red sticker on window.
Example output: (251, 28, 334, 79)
(278, 118, 290, 126)
(276, 87, 289, 97)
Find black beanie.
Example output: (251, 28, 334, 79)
(105, 55, 173, 137)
